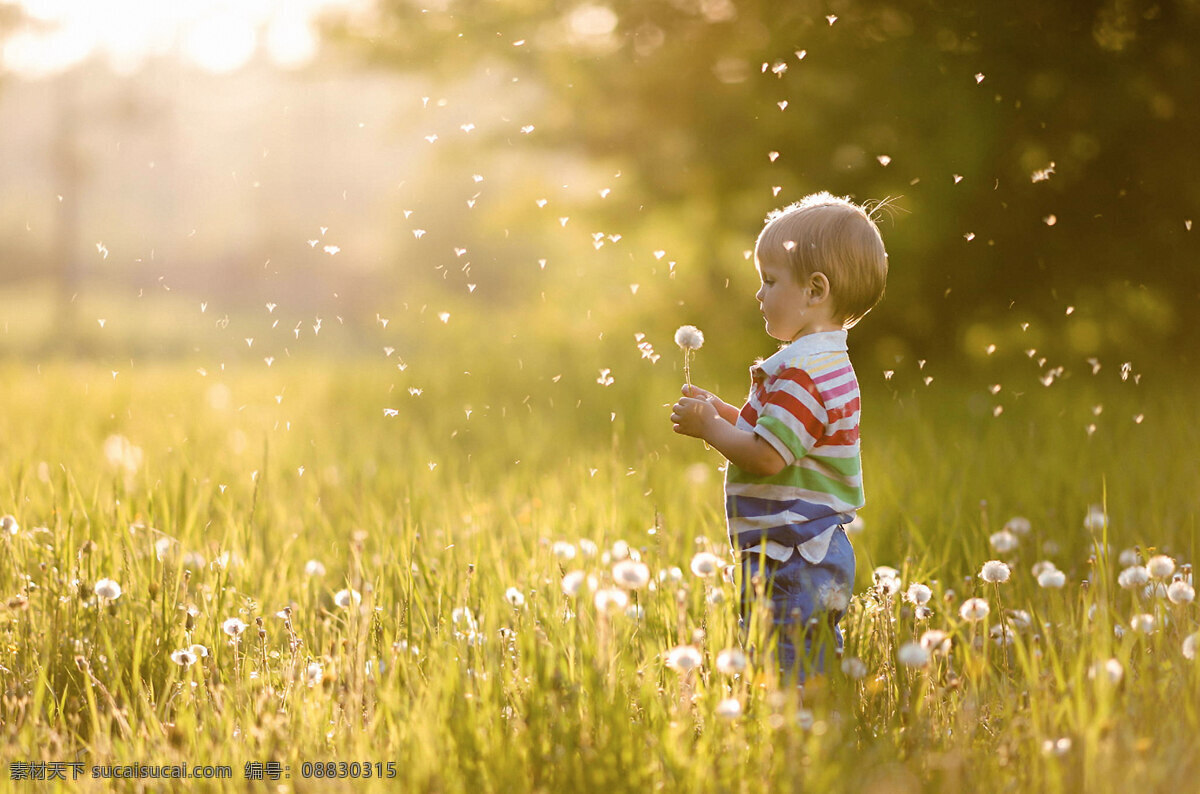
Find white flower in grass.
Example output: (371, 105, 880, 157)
(989, 530, 1019, 554)
(1031, 560, 1057, 578)
(189, 644, 209, 658)
(1168, 580, 1195, 605)
(840, 657, 868, 679)
(561, 570, 585, 597)
(504, 587, 526, 608)
(897, 642, 930, 668)
(305, 662, 324, 687)
(665, 644, 702, 672)
(1147, 555, 1175, 579)
(0, 515, 18, 535)
(1088, 658, 1123, 684)
(593, 587, 628, 614)
(1083, 506, 1108, 532)
(170, 649, 197, 667)
(610, 539, 630, 561)
(304, 559, 326, 577)
(94, 578, 123, 602)
(690, 552, 722, 578)
(612, 559, 650, 590)
(715, 698, 742, 719)
(1008, 609, 1033, 631)
(959, 598, 990, 622)
(980, 560, 1010, 584)
(334, 588, 362, 608)
(716, 648, 747, 675)
(1037, 567, 1066, 589)
(1004, 516, 1031, 535)
(1117, 565, 1149, 590)
(1130, 613, 1156, 634)
(552, 541, 577, 561)
(674, 325, 705, 351)
(904, 583, 932, 606)
(819, 582, 850, 612)
(222, 617, 248, 638)
(920, 629, 951, 655)
(1183, 633, 1199, 661)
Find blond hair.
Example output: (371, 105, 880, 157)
(755, 192, 890, 328)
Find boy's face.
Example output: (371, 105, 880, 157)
(755, 255, 812, 342)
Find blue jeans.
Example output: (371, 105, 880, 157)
(739, 527, 855, 683)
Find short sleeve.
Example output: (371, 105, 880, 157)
(752, 367, 827, 466)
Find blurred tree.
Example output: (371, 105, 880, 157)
(342, 0, 1200, 361)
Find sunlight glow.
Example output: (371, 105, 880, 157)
(0, 0, 362, 77)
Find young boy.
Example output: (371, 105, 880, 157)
(669, 192, 889, 679)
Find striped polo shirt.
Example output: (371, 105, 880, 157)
(726, 329, 864, 563)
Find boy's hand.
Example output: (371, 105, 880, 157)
(681, 384, 716, 401)
(671, 395, 721, 439)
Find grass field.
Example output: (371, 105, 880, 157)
(0, 331, 1197, 792)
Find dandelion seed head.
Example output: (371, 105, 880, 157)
(94, 578, 122, 601)
(1130, 613, 1156, 634)
(1088, 658, 1123, 684)
(0, 515, 18, 535)
(840, 657, 868, 678)
(304, 559, 326, 577)
(1117, 565, 1150, 590)
(170, 649, 198, 667)
(593, 587, 628, 614)
(690, 551, 722, 578)
(716, 648, 747, 675)
(920, 629, 951, 655)
(334, 588, 362, 608)
(552, 541, 577, 561)
(905, 583, 932, 606)
(222, 617, 248, 637)
(959, 597, 990, 622)
(674, 325, 704, 351)
(1083, 505, 1108, 532)
(306, 662, 324, 686)
(1147, 555, 1175, 579)
(1167, 580, 1195, 605)
(989, 530, 1019, 554)
(612, 559, 650, 590)
(1184, 633, 1199, 660)
(980, 560, 1011, 584)
(1037, 568, 1066, 589)
(897, 642, 930, 668)
(665, 644, 703, 672)
(561, 570, 585, 597)
(504, 587, 526, 607)
(715, 698, 743, 719)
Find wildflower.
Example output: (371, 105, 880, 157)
(840, 657, 867, 678)
(959, 597, 990, 622)
(504, 587, 526, 608)
(897, 642, 930, 668)
(1004, 516, 1031, 535)
(675, 325, 704, 390)
(1083, 506, 1108, 532)
(1167, 580, 1195, 605)
(222, 617, 248, 638)
(690, 552, 722, 578)
(304, 560, 326, 577)
(820, 582, 850, 612)
(1, 515, 18, 535)
(94, 579, 123, 602)
(561, 570, 585, 597)
(593, 587, 628, 614)
(665, 644, 703, 672)
(873, 566, 901, 596)
(905, 583, 932, 606)
(1117, 565, 1150, 590)
(989, 530, 1019, 554)
(1088, 658, 1123, 684)
(552, 541, 577, 561)
(715, 698, 742, 719)
(1146, 555, 1176, 579)
(1130, 614, 1155, 634)
(1184, 633, 1199, 661)
(612, 559, 651, 590)
(306, 662, 324, 686)
(716, 648, 747, 675)
(1038, 568, 1066, 589)
(170, 649, 198, 667)
(334, 588, 362, 608)
(980, 560, 1011, 584)
(920, 629, 951, 655)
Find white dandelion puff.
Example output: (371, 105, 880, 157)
(504, 587, 526, 608)
(989, 530, 1019, 554)
(840, 657, 868, 679)
(1088, 658, 1123, 684)
(959, 597, 990, 622)
(593, 587, 628, 614)
(552, 541, 577, 561)
(920, 629, 952, 655)
(1147, 555, 1176, 579)
(715, 698, 742, 719)
(170, 649, 198, 667)
(665, 644, 703, 672)
(94, 578, 123, 602)
(1003, 516, 1031, 535)
(980, 560, 1011, 584)
(222, 617, 248, 637)
(306, 662, 324, 686)
(716, 648, 747, 675)
(0, 515, 18, 535)
(334, 588, 362, 608)
(674, 325, 704, 390)
(612, 559, 651, 590)
(561, 570, 585, 597)
(1168, 580, 1195, 605)
(897, 642, 930, 668)
(1183, 633, 1199, 660)
(1130, 613, 1156, 634)
(1038, 568, 1067, 589)
(304, 559, 326, 577)
(189, 644, 209, 658)
(690, 552, 722, 578)
(1083, 506, 1108, 532)
(905, 583, 933, 606)
(1117, 565, 1150, 590)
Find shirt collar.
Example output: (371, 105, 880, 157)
(751, 330, 848, 379)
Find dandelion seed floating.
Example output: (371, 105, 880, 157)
(674, 325, 704, 392)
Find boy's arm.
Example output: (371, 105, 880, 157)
(671, 397, 785, 477)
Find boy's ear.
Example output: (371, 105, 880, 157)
(808, 272, 831, 302)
